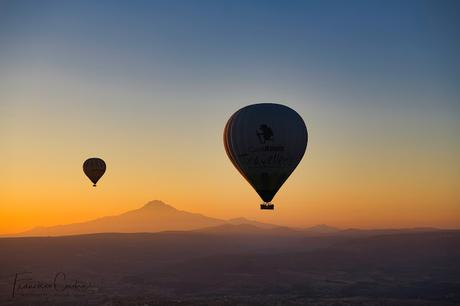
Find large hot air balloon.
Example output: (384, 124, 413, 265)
(83, 158, 106, 187)
(224, 103, 308, 210)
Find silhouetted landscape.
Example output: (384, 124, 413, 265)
(1, 201, 459, 305)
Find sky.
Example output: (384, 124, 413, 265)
(1, 0, 459, 234)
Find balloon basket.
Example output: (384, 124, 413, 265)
(260, 203, 274, 210)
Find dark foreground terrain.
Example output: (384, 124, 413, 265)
(1, 227, 459, 305)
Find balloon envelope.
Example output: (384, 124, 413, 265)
(83, 158, 106, 187)
(224, 103, 308, 206)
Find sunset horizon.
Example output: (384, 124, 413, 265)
(1, 198, 459, 236)
(1, 1, 459, 304)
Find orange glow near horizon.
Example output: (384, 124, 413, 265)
(1, 101, 459, 234)
(1, 1, 460, 234)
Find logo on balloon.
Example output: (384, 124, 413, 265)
(257, 124, 274, 144)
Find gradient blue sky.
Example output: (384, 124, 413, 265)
(1, 0, 459, 232)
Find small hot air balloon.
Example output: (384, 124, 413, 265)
(224, 103, 308, 210)
(83, 158, 106, 187)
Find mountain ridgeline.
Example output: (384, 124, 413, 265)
(11, 200, 224, 237)
(8, 200, 440, 238)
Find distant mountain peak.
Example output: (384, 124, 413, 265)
(227, 217, 278, 229)
(228, 217, 250, 222)
(141, 200, 176, 211)
(305, 224, 340, 233)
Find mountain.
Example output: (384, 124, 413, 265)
(8, 200, 339, 237)
(195, 223, 269, 234)
(227, 217, 279, 229)
(333, 227, 442, 237)
(6, 200, 441, 239)
(303, 223, 340, 234)
(12, 200, 225, 237)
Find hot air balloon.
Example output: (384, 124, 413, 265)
(83, 158, 106, 187)
(224, 103, 308, 210)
